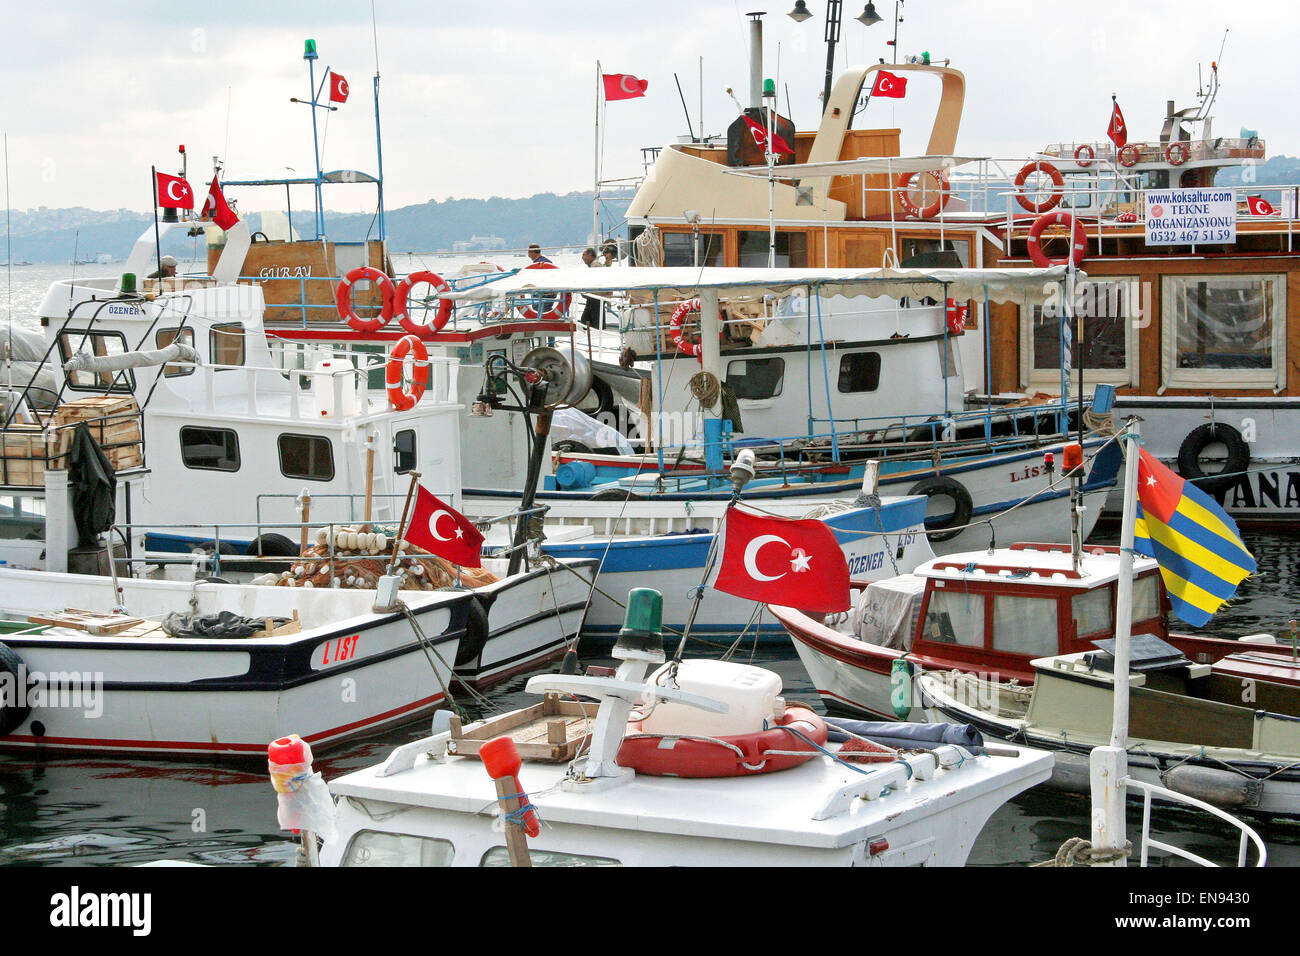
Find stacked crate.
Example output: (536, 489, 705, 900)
(0, 424, 49, 486)
(48, 397, 144, 472)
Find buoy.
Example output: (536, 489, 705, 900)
(479, 736, 541, 837)
(1164, 765, 1262, 810)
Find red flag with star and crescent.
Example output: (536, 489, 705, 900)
(1107, 98, 1128, 149)
(202, 175, 240, 231)
(402, 484, 484, 568)
(155, 171, 194, 209)
(330, 72, 350, 103)
(870, 70, 907, 99)
(742, 114, 795, 155)
(602, 73, 648, 101)
(711, 505, 849, 612)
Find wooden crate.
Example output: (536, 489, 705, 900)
(444, 693, 595, 763)
(48, 396, 143, 467)
(1, 424, 50, 486)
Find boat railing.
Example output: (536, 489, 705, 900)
(1039, 136, 1266, 166)
(1123, 776, 1268, 867)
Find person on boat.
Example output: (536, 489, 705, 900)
(526, 243, 552, 265)
(581, 247, 601, 267)
(600, 243, 617, 267)
(147, 255, 178, 279)
(580, 247, 604, 328)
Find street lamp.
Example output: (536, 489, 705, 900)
(788, 0, 888, 112)
(856, 2, 883, 26)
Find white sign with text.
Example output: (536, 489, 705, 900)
(1145, 188, 1236, 245)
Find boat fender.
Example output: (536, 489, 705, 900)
(889, 658, 914, 718)
(906, 475, 973, 543)
(1176, 423, 1250, 496)
(394, 271, 454, 335)
(1164, 764, 1263, 810)
(1074, 144, 1095, 168)
(1026, 211, 1087, 268)
(336, 266, 396, 333)
(0, 642, 30, 737)
(894, 170, 952, 220)
(618, 705, 829, 777)
(453, 597, 491, 669)
(386, 334, 429, 412)
(1013, 161, 1065, 214)
(518, 262, 572, 320)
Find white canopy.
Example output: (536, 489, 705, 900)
(723, 154, 988, 178)
(456, 265, 1076, 306)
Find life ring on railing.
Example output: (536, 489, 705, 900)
(1014, 161, 1065, 214)
(385, 334, 428, 411)
(1176, 423, 1250, 496)
(895, 170, 952, 219)
(1074, 144, 1095, 168)
(518, 261, 571, 319)
(616, 704, 828, 777)
(336, 266, 396, 333)
(394, 270, 454, 334)
(669, 298, 705, 359)
(945, 298, 968, 337)
(1026, 211, 1087, 268)
(907, 475, 973, 543)
(1118, 144, 1141, 168)
(1166, 142, 1190, 166)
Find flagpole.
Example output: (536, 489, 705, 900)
(387, 471, 421, 577)
(151, 167, 163, 282)
(593, 61, 601, 249)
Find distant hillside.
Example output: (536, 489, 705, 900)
(2, 191, 633, 263)
(1215, 154, 1300, 187)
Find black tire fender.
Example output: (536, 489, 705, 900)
(1177, 423, 1250, 496)
(907, 475, 973, 543)
(0, 641, 31, 737)
(453, 596, 491, 669)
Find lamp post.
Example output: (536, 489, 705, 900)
(788, 1, 886, 112)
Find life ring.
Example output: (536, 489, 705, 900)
(945, 298, 967, 337)
(1176, 423, 1250, 496)
(669, 298, 704, 359)
(394, 271, 454, 335)
(1014, 161, 1065, 214)
(1166, 142, 1190, 166)
(336, 266, 396, 333)
(617, 704, 829, 777)
(0, 642, 31, 737)
(1026, 211, 1087, 268)
(1118, 144, 1141, 168)
(518, 261, 571, 319)
(907, 475, 973, 543)
(1074, 144, 1095, 168)
(895, 170, 952, 220)
(385, 334, 428, 411)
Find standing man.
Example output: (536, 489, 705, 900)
(526, 243, 552, 265)
(580, 247, 604, 328)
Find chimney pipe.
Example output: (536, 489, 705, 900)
(748, 12, 765, 111)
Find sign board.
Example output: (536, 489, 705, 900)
(1144, 188, 1236, 245)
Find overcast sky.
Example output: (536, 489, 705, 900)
(3, 0, 1295, 214)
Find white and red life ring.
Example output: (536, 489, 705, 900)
(1118, 144, 1141, 168)
(895, 170, 952, 219)
(394, 271, 454, 335)
(1014, 161, 1064, 214)
(1166, 142, 1190, 166)
(1074, 144, 1095, 168)
(1027, 211, 1088, 269)
(617, 704, 829, 777)
(336, 266, 396, 333)
(945, 298, 968, 336)
(518, 261, 571, 319)
(386, 334, 428, 411)
(669, 298, 705, 358)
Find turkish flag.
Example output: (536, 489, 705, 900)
(330, 72, 350, 103)
(155, 171, 194, 209)
(1107, 99, 1127, 149)
(402, 485, 484, 568)
(202, 175, 240, 231)
(1247, 195, 1277, 216)
(870, 70, 907, 98)
(712, 505, 849, 612)
(602, 73, 648, 101)
(742, 114, 795, 155)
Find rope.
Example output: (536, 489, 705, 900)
(1033, 837, 1132, 867)
(688, 370, 721, 410)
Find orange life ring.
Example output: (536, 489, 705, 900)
(336, 266, 396, 333)
(1118, 144, 1141, 168)
(1074, 144, 1095, 168)
(1027, 211, 1087, 268)
(518, 261, 571, 319)
(669, 298, 705, 359)
(617, 704, 829, 777)
(895, 170, 951, 219)
(1014, 161, 1065, 214)
(945, 298, 968, 337)
(1166, 142, 1189, 166)
(394, 271, 454, 335)
(385, 334, 428, 411)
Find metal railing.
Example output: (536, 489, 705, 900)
(1125, 776, 1268, 867)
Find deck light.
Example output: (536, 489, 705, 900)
(788, 1, 813, 21)
(856, 2, 883, 26)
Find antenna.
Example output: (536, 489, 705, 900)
(673, 73, 697, 142)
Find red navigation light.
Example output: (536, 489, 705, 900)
(1062, 443, 1083, 472)
(178, 144, 186, 153)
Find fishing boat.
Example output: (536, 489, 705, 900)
(306, 587, 1056, 867)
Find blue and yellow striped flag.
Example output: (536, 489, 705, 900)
(1132, 447, 1256, 626)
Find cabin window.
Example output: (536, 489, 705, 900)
(1071, 588, 1114, 639)
(923, 590, 984, 647)
(394, 429, 417, 474)
(1161, 274, 1285, 390)
(838, 352, 882, 393)
(480, 846, 621, 867)
(278, 434, 335, 482)
(156, 327, 195, 377)
(991, 595, 1059, 656)
(341, 830, 455, 866)
(726, 357, 785, 400)
(662, 231, 723, 267)
(1132, 574, 1160, 624)
(180, 426, 240, 472)
(210, 322, 246, 368)
(1022, 278, 1138, 389)
(738, 230, 808, 268)
(57, 331, 135, 392)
